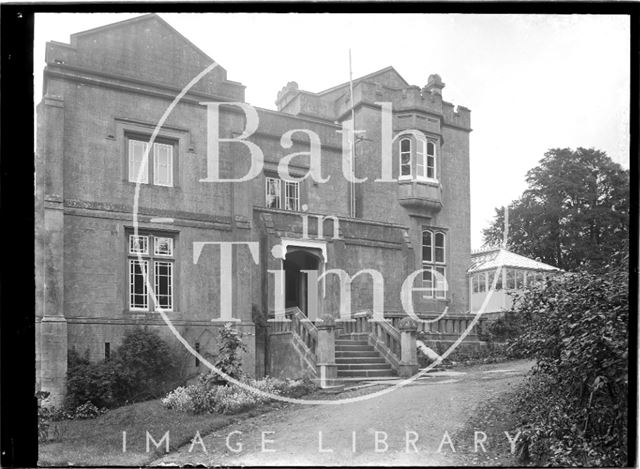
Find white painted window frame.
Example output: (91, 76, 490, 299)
(265, 176, 282, 209)
(422, 230, 433, 263)
(154, 236, 174, 256)
(284, 180, 300, 211)
(128, 139, 149, 184)
(129, 259, 149, 311)
(153, 142, 174, 187)
(426, 141, 437, 181)
(399, 138, 412, 180)
(129, 234, 149, 255)
(154, 260, 174, 311)
(435, 266, 447, 299)
(434, 231, 446, 264)
(128, 233, 175, 313)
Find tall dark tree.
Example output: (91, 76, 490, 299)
(483, 148, 629, 272)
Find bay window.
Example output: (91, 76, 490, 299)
(399, 136, 438, 181)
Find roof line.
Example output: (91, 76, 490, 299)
(469, 247, 561, 272)
(316, 65, 409, 96)
(70, 13, 216, 65)
(471, 245, 502, 255)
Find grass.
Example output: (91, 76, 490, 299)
(38, 381, 391, 466)
(38, 398, 287, 466)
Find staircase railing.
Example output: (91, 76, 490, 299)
(370, 316, 402, 371)
(287, 307, 318, 360)
(267, 307, 318, 378)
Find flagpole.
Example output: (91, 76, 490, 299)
(348, 48, 356, 218)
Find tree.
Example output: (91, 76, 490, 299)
(483, 148, 629, 272)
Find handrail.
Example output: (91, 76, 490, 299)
(370, 315, 401, 367)
(266, 307, 319, 378)
(340, 311, 371, 335)
(286, 307, 318, 359)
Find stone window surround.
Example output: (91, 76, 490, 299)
(262, 162, 306, 212)
(124, 227, 179, 314)
(421, 226, 448, 299)
(114, 117, 192, 190)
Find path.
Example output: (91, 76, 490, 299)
(154, 359, 533, 466)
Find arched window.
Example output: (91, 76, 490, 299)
(422, 230, 433, 262)
(426, 141, 436, 179)
(434, 232, 445, 263)
(399, 138, 412, 179)
(422, 229, 447, 299)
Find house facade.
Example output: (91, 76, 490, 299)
(468, 247, 561, 316)
(36, 14, 474, 404)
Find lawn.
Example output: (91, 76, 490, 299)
(38, 398, 287, 466)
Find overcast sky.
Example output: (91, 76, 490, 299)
(34, 13, 630, 249)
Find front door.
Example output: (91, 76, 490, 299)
(283, 249, 320, 315)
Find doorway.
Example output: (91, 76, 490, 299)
(283, 249, 321, 315)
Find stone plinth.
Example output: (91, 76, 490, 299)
(316, 314, 337, 387)
(398, 317, 418, 377)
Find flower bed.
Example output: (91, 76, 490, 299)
(161, 376, 315, 415)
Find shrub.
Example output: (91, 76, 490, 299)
(160, 386, 197, 413)
(115, 328, 181, 401)
(65, 356, 122, 408)
(65, 329, 183, 409)
(508, 258, 628, 466)
(37, 390, 107, 442)
(477, 311, 524, 344)
(161, 376, 316, 415)
(213, 323, 247, 383)
(69, 401, 106, 419)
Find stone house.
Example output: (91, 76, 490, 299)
(36, 13, 477, 404)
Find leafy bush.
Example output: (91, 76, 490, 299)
(161, 376, 316, 415)
(68, 401, 106, 419)
(477, 311, 524, 344)
(212, 323, 247, 383)
(508, 258, 628, 466)
(37, 391, 107, 442)
(115, 328, 181, 401)
(65, 329, 182, 409)
(65, 352, 122, 408)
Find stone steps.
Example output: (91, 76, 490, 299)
(336, 362, 391, 371)
(334, 335, 396, 379)
(335, 356, 386, 364)
(338, 368, 394, 378)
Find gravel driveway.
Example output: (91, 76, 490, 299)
(154, 360, 533, 466)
